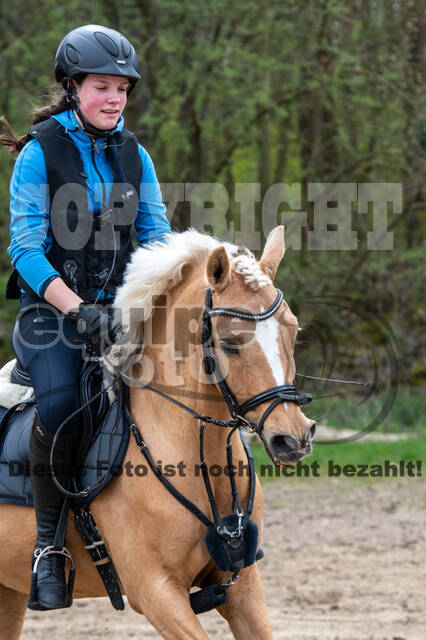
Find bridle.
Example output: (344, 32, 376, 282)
(124, 285, 313, 584)
(51, 285, 310, 499)
(201, 286, 312, 434)
(51, 281, 371, 502)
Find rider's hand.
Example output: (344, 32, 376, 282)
(68, 303, 115, 356)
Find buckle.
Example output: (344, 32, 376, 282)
(94, 269, 110, 286)
(221, 572, 240, 588)
(235, 415, 256, 433)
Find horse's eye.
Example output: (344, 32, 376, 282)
(219, 339, 239, 356)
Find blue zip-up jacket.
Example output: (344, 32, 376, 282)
(8, 109, 171, 298)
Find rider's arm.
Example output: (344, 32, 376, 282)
(133, 145, 171, 247)
(8, 139, 62, 297)
(8, 139, 84, 314)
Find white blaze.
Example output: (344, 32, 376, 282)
(255, 315, 285, 387)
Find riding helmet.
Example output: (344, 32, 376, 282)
(54, 24, 141, 90)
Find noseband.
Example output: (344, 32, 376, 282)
(202, 287, 312, 435)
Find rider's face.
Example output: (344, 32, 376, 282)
(74, 74, 129, 130)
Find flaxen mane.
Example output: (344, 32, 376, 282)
(110, 229, 271, 367)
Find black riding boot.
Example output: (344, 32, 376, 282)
(28, 410, 75, 611)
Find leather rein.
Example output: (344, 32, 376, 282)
(51, 283, 369, 504)
(124, 287, 311, 533)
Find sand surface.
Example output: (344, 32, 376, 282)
(21, 476, 426, 639)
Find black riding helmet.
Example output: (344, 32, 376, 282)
(55, 24, 141, 137)
(55, 24, 141, 88)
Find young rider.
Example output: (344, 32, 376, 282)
(1, 24, 171, 610)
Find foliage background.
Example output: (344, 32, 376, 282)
(0, 0, 424, 431)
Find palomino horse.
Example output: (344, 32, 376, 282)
(0, 226, 315, 639)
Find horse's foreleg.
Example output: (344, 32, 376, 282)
(217, 564, 273, 640)
(127, 575, 210, 640)
(0, 585, 27, 640)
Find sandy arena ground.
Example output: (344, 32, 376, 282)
(20, 476, 426, 639)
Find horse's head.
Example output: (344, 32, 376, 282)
(112, 226, 314, 465)
(204, 226, 315, 466)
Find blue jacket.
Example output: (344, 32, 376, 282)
(8, 109, 171, 298)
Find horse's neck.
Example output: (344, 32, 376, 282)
(129, 351, 232, 456)
(130, 267, 239, 461)
(126, 277, 250, 519)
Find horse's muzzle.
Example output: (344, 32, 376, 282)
(262, 423, 316, 465)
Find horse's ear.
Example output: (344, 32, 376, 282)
(259, 225, 285, 280)
(206, 246, 231, 291)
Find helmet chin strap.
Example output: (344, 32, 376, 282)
(66, 79, 116, 138)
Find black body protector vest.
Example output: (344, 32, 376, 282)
(7, 118, 142, 302)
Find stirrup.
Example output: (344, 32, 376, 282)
(28, 546, 76, 611)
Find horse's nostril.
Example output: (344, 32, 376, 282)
(301, 424, 316, 450)
(271, 434, 299, 456)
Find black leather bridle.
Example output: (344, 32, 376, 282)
(201, 287, 312, 434)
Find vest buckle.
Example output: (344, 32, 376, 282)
(95, 269, 110, 286)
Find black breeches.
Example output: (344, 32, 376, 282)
(14, 295, 85, 434)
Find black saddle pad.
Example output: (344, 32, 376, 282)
(0, 397, 129, 507)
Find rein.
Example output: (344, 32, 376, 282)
(119, 288, 313, 536)
(121, 286, 370, 563)
(51, 284, 368, 499)
(126, 409, 256, 537)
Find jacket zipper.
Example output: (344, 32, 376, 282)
(91, 140, 107, 208)
(90, 140, 109, 290)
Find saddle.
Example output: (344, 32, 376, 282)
(0, 360, 129, 508)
